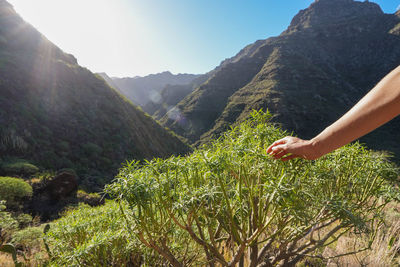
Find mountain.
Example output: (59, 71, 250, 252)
(111, 71, 202, 108)
(97, 72, 122, 94)
(143, 73, 211, 119)
(0, 0, 191, 188)
(161, 0, 400, 158)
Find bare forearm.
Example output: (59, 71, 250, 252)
(311, 65, 400, 156)
(267, 66, 400, 161)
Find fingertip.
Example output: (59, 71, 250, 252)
(273, 151, 287, 159)
(267, 145, 279, 154)
(266, 143, 277, 153)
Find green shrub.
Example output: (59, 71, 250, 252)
(106, 110, 399, 266)
(45, 201, 149, 266)
(82, 142, 103, 156)
(16, 213, 32, 228)
(0, 201, 18, 244)
(32, 170, 55, 183)
(11, 226, 43, 252)
(1, 160, 39, 177)
(76, 190, 103, 206)
(0, 177, 32, 209)
(57, 141, 70, 151)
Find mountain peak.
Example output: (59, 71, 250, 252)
(288, 0, 383, 31)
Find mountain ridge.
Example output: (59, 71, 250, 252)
(111, 71, 201, 108)
(161, 0, 400, 158)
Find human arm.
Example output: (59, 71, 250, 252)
(266, 65, 400, 161)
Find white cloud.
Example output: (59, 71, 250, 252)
(397, 4, 400, 11)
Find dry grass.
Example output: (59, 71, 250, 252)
(0, 251, 48, 267)
(0, 253, 14, 267)
(323, 201, 400, 267)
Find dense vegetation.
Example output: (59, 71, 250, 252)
(45, 201, 143, 266)
(161, 0, 400, 161)
(1, 111, 399, 266)
(101, 111, 398, 266)
(0, 177, 32, 209)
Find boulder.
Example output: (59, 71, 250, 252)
(46, 171, 78, 200)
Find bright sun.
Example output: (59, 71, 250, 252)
(7, 0, 157, 77)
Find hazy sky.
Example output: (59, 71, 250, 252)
(7, 0, 400, 77)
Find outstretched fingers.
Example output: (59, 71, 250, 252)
(266, 136, 309, 161)
(272, 149, 288, 159)
(267, 136, 318, 161)
(266, 137, 290, 154)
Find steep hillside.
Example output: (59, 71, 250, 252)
(161, 0, 400, 158)
(144, 73, 211, 119)
(0, 0, 191, 186)
(111, 71, 201, 107)
(97, 72, 122, 94)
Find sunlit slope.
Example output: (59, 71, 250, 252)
(161, 0, 400, 158)
(0, 0, 190, 182)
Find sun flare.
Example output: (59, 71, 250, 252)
(7, 0, 155, 76)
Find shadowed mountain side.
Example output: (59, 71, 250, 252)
(161, 0, 400, 159)
(144, 73, 211, 119)
(159, 43, 272, 142)
(111, 71, 201, 107)
(0, 0, 191, 187)
(97, 72, 123, 94)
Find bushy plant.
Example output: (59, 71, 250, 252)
(45, 201, 149, 266)
(76, 190, 103, 206)
(106, 110, 399, 266)
(0, 177, 32, 209)
(1, 160, 39, 177)
(16, 213, 32, 228)
(11, 226, 43, 252)
(0, 201, 18, 244)
(34, 170, 55, 181)
(82, 142, 103, 157)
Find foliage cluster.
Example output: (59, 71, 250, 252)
(76, 190, 103, 206)
(107, 110, 399, 266)
(0, 160, 39, 178)
(0, 199, 46, 266)
(0, 176, 32, 209)
(11, 226, 43, 253)
(45, 201, 154, 266)
(0, 201, 18, 245)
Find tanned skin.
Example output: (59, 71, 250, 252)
(267, 65, 400, 161)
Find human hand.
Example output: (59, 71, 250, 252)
(266, 136, 321, 161)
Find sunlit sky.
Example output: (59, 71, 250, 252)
(7, 0, 400, 77)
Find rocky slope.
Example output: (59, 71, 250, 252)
(161, 0, 400, 158)
(0, 0, 191, 188)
